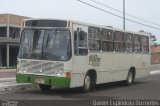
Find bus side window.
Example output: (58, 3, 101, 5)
(101, 29, 114, 52)
(88, 27, 101, 51)
(133, 34, 141, 53)
(74, 29, 88, 56)
(74, 31, 78, 55)
(114, 31, 125, 52)
(125, 33, 133, 53)
(141, 36, 149, 54)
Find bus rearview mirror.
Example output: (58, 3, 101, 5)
(79, 31, 85, 40)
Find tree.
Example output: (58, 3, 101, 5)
(148, 33, 157, 46)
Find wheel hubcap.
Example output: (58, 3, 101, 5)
(84, 75, 90, 90)
(128, 72, 133, 83)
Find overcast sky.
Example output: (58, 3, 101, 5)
(1, 0, 160, 44)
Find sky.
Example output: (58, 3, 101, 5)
(0, 0, 160, 44)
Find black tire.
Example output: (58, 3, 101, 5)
(82, 73, 91, 93)
(90, 78, 96, 91)
(125, 71, 134, 86)
(39, 84, 52, 91)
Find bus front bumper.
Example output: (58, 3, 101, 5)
(16, 73, 70, 88)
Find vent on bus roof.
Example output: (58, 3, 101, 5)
(25, 20, 67, 27)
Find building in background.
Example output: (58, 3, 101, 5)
(151, 45, 160, 64)
(0, 14, 28, 67)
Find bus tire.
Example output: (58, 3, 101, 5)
(39, 84, 52, 91)
(125, 70, 134, 86)
(90, 77, 96, 91)
(82, 73, 91, 93)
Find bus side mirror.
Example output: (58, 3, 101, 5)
(79, 31, 85, 40)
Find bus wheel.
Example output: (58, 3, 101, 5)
(125, 71, 134, 86)
(82, 73, 91, 93)
(39, 84, 52, 91)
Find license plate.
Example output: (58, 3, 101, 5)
(35, 77, 45, 84)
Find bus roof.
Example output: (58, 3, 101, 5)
(22, 18, 149, 36)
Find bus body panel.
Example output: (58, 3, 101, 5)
(70, 52, 150, 87)
(69, 22, 150, 88)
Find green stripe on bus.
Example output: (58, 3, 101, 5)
(16, 73, 70, 88)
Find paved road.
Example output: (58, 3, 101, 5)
(0, 66, 160, 106)
(0, 69, 16, 78)
(0, 74, 160, 106)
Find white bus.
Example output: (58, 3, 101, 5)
(16, 19, 150, 92)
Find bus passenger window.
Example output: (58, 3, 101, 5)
(74, 31, 78, 54)
(101, 29, 113, 52)
(141, 36, 149, 54)
(114, 31, 125, 52)
(125, 33, 133, 53)
(88, 27, 101, 51)
(74, 29, 88, 55)
(133, 34, 141, 53)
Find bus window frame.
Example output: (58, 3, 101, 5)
(101, 28, 114, 52)
(140, 35, 149, 54)
(125, 32, 133, 53)
(133, 34, 141, 53)
(74, 28, 88, 56)
(88, 26, 101, 52)
(114, 31, 125, 53)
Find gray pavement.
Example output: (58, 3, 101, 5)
(0, 69, 16, 78)
(0, 73, 159, 106)
(150, 64, 160, 71)
(0, 69, 16, 72)
(0, 65, 159, 106)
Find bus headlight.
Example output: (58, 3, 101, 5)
(55, 70, 65, 77)
(18, 68, 27, 74)
(18, 68, 23, 73)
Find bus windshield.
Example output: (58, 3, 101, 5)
(18, 29, 71, 61)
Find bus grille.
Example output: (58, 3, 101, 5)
(20, 60, 64, 75)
